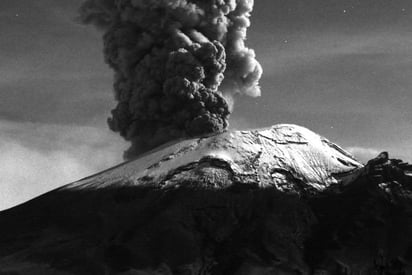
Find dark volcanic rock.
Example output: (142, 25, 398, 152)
(0, 125, 411, 275)
(306, 152, 412, 274)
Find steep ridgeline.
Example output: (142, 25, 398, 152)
(0, 125, 411, 274)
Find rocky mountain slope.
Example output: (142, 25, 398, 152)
(0, 124, 411, 275)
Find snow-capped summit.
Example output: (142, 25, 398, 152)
(65, 124, 362, 194)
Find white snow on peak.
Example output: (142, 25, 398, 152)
(63, 124, 363, 192)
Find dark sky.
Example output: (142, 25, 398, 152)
(0, 0, 411, 209)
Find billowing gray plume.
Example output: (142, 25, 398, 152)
(79, 0, 262, 159)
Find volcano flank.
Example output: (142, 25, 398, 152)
(1, 124, 412, 274)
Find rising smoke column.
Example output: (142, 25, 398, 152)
(80, 0, 262, 159)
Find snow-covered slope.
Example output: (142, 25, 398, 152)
(65, 124, 362, 193)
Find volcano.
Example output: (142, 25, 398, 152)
(1, 124, 412, 274)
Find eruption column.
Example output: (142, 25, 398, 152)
(80, 0, 262, 159)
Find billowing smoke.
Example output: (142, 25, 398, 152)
(79, 0, 262, 159)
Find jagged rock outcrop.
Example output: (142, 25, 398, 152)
(0, 125, 411, 275)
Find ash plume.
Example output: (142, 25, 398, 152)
(79, 0, 262, 159)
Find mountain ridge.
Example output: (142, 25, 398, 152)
(1, 124, 411, 275)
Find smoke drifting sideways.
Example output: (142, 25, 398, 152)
(79, 0, 262, 159)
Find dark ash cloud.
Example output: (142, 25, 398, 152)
(79, 0, 262, 159)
